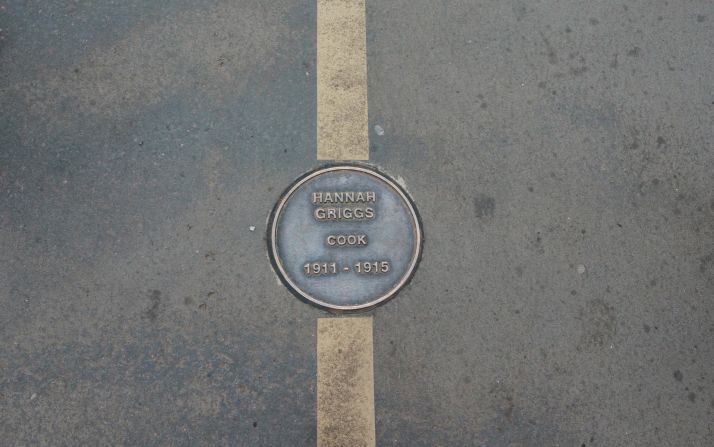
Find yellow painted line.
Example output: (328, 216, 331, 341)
(316, 0, 369, 160)
(317, 317, 375, 447)
(315, 2, 373, 444)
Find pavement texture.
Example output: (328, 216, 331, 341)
(1, 0, 713, 445)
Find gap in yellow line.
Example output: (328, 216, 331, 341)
(316, 0, 369, 161)
(317, 317, 375, 447)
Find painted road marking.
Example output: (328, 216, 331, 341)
(317, 317, 375, 447)
(316, 0, 369, 160)
(316, 1, 374, 444)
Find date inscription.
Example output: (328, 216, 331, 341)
(303, 261, 390, 276)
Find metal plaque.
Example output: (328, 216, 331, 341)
(269, 165, 423, 311)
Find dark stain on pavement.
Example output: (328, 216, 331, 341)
(578, 299, 616, 350)
(145, 289, 161, 322)
(474, 194, 496, 218)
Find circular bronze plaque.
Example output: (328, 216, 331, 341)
(268, 165, 423, 311)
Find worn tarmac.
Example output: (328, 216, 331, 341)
(1, 1, 713, 445)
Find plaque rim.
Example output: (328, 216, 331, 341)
(268, 163, 423, 312)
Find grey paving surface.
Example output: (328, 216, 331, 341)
(1, 0, 713, 445)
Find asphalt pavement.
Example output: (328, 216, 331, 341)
(1, 1, 713, 445)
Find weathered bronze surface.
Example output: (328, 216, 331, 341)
(269, 165, 422, 311)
